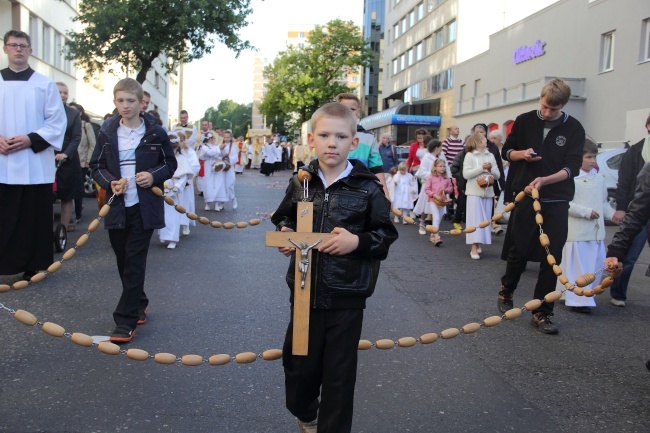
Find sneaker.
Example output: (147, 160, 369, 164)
(610, 298, 626, 307)
(297, 419, 317, 433)
(498, 287, 514, 314)
(418, 225, 426, 235)
(453, 222, 462, 230)
(182, 225, 190, 236)
(167, 241, 177, 249)
(137, 308, 148, 325)
(470, 251, 480, 260)
(492, 224, 504, 235)
(409, 211, 416, 219)
(232, 198, 238, 209)
(570, 306, 592, 314)
(110, 325, 136, 343)
(204, 204, 210, 211)
(394, 216, 400, 223)
(530, 312, 559, 334)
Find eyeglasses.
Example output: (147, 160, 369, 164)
(5, 43, 31, 50)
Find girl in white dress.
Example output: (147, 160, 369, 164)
(159, 132, 195, 249)
(391, 162, 418, 224)
(198, 132, 222, 211)
(555, 140, 614, 312)
(462, 133, 500, 259)
(414, 139, 451, 234)
(178, 132, 200, 236)
(215, 131, 240, 210)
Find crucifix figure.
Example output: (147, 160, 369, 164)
(287, 238, 322, 288)
(266, 201, 336, 356)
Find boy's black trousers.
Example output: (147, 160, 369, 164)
(108, 204, 152, 330)
(283, 308, 364, 433)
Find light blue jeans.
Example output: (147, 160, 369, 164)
(610, 221, 650, 301)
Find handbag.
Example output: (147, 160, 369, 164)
(211, 160, 225, 172)
(476, 173, 494, 189)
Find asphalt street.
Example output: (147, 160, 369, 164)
(1, 169, 649, 433)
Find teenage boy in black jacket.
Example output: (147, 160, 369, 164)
(90, 78, 176, 343)
(497, 78, 584, 335)
(272, 102, 398, 433)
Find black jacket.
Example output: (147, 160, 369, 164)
(502, 110, 584, 202)
(271, 160, 398, 309)
(615, 138, 645, 211)
(607, 162, 650, 260)
(90, 114, 177, 230)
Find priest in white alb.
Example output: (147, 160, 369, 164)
(0, 30, 67, 280)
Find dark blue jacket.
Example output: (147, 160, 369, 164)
(90, 114, 176, 230)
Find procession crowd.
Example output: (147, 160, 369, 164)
(2, 28, 649, 433)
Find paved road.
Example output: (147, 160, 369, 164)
(1, 169, 649, 433)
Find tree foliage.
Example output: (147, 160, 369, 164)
(67, 0, 253, 83)
(203, 100, 252, 138)
(259, 19, 373, 125)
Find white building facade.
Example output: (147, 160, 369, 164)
(1, 0, 180, 126)
(453, 0, 650, 147)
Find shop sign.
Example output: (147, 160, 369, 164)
(512, 40, 546, 65)
(391, 114, 441, 127)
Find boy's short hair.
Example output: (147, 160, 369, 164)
(335, 93, 360, 105)
(113, 78, 143, 101)
(4, 30, 31, 46)
(540, 78, 571, 107)
(427, 138, 441, 153)
(583, 139, 599, 155)
(55, 81, 68, 88)
(465, 133, 484, 153)
(143, 90, 151, 98)
(311, 102, 357, 136)
(180, 110, 188, 115)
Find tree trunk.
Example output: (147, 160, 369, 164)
(134, 52, 160, 84)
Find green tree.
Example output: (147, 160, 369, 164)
(203, 100, 252, 138)
(67, 0, 253, 84)
(259, 19, 373, 125)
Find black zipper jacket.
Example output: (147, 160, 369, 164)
(607, 162, 650, 260)
(271, 160, 398, 309)
(90, 114, 177, 230)
(615, 138, 645, 211)
(502, 110, 584, 202)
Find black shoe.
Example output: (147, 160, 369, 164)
(137, 308, 148, 325)
(570, 306, 592, 314)
(498, 287, 513, 314)
(530, 312, 559, 334)
(22, 271, 37, 281)
(110, 325, 136, 343)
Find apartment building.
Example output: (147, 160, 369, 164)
(453, 0, 650, 147)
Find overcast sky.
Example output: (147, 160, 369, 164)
(182, 0, 363, 121)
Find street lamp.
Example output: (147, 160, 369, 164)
(223, 119, 232, 129)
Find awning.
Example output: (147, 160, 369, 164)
(360, 103, 441, 130)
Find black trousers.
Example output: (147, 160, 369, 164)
(0, 183, 53, 275)
(283, 308, 364, 433)
(501, 200, 569, 315)
(108, 204, 152, 329)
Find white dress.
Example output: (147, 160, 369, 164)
(215, 141, 240, 206)
(413, 152, 450, 215)
(556, 169, 614, 307)
(179, 146, 199, 227)
(159, 153, 194, 243)
(392, 172, 417, 210)
(463, 149, 500, 245)
(198, 143, 223, 203)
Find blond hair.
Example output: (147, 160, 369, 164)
(113, 78, 143, 101)
(310, 102, 357, 136)
(397, 161, 408, 172)
(430, 158, 448, 178)
(335, 93, 360, 105)
(465, 133, 485, 153)
(540, 78, 571, 107)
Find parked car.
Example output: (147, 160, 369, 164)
(595, 148, 626, 222)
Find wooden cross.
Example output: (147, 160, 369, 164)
(266, 201, 336, 356)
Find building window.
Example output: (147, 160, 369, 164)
(410, 9, 416, 27)
(425, 36, 433, 55)
(401, 18, 407, 34)
(415, 42, 423, 61)
(600, 31, 615, 72)
(407, 48, 414, 66)
(446, 20, 457, 43)
(392, 59, 398, 75)
(299, 32, 304, 38)
(435, 28, 444, 51)
(641, 18, 650, 62)
(400, 53, 406, 70)
(394, 23, 399, 40)
(417, 2, 425, 20)
(43, 24, 51, 64)
(29, 15, 39, 58)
